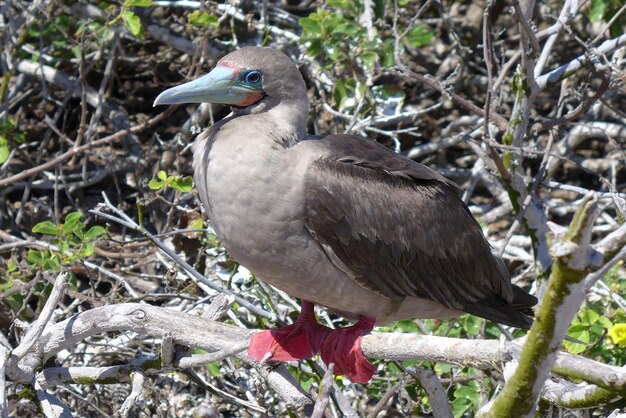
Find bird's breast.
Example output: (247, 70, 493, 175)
(199, 133, 313, 280)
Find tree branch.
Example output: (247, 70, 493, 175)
(536, 34, 626, 89)
(5, 301, 625, 415)
(479, 193, 626, 417)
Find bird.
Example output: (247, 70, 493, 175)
(154, 46, 537, 383)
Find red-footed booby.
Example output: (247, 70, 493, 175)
(154, 46, 536, 383)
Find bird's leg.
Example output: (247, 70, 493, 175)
(319, 315, 376, 384)
(248, 300, 332, 362)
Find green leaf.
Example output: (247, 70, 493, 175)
(573, 329, 591, 343)
(326, 45, 342, 61)
(204, 362, 221, 377)
(565, 325, 592, 354)
(72, 227, 85, 240)
(565, 335, 590, 354)
(452, 384, 479, 417)
(405, 25, 434, 47)
(360, 50, 379, 69)
(7, 259, 18, 273)
(170, 176, 193, 193)
(0, 277, 14, 292)
(190, 218, 203, 230)
(71, 46, 83, 60)
(148, 178, 166, 190)
(8, 293, 24, 311)
(333, 22, 362, 37)
(60, 240, 71, 255)
(67, 272, 79, 291)
(394, 319, 419, 333)
(85, 225, 107, 240)
(0, 137, 9, 164)
(299, 17, 323, 37)
(63, 211, 83, 234)
(381, 40, 396, 68)
(434, 362, 451, 375)
(79, 242, 95, 257)
(157, 170, 168, 181)
(125, 0, 153, 7)
(452, 396, 472, 418)
(64, 211, 83, 224)
(462, 315, 482, 336)
(326, 0, 349, 8)
(27, 250, 48, 266)
(568, 324, 588, 333)
(334, 79, 348, 109)
(299, 375, 315, 392)
(585, 308, 600, 324)
(305, 39, 324, 57)
(598, 315, 613, 329)
(13, 132, 26, 144)
(589, 0, 607, 23)
(123, 11, 142, 36)
(32, 221, 62, 236)
(188, 11, 218, 27)
(0, 117, 15, 132)
(43, 254, 62, 270)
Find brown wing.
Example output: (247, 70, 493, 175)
(302, 134, 536, 327)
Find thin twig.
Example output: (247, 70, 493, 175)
(0, 111, 171, 188)
(119, 368, 145, 418)
(91, 193, 274, 320)
(405, 366, 453, 418)
(536, 34, 626, 88)
(0, 345, 7, 418)
(12, 272, 68, 360)
(311, 364, 334, 418)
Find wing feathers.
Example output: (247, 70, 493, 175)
(302, 134, 535, 326)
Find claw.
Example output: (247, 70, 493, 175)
(260, 350, 274, 363)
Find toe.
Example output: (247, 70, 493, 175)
(320, 328, 376, 383)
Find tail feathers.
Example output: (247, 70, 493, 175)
(511, 285, 538, 317)
(464, 285, 537, 329)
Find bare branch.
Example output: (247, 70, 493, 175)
(0, 346, 7, 418)
(479, 193, 624, 417)
(119, 369, 145, 418)
(12, 272, 68, 360)
(409, 367, 453, 418)
(90, 194, 274, 320)
(311, 364, 334, 418)
(536, 34, 626, 88)
(0, 110, 170, 188)
(35, 380, 73, 418)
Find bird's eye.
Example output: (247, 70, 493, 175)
(245, 70, 262, 85)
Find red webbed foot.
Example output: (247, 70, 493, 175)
(248, 301, 331, 362)
(320, 316, 376, 384)
(248, 301, 377, 383)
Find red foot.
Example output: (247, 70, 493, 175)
(320, 316, 376, 384)
(248, 301, 331, 361)
(248, 301, 377, 383)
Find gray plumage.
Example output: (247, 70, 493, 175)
(157, 46, 536, 328)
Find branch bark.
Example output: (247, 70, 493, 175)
(5, 301, 626, 414)
(479, 193, 626, 417)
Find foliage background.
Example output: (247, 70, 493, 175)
(0, 0, 625, 416)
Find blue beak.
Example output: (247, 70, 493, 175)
(153, 66, 256, 106)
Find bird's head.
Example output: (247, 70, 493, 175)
(153, 47, 307, 110)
